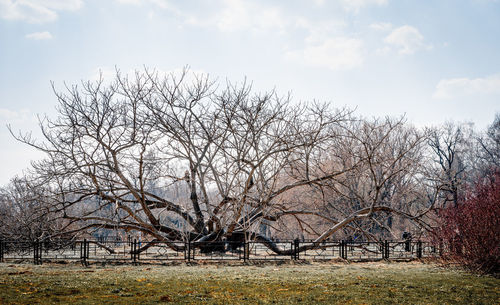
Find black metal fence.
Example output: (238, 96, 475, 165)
(0, 239, 439, 266)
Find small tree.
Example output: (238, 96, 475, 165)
(0, 175, 72, 241)
(435, 171, 500, 274)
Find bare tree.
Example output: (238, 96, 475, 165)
(11, 69, 438, 253)
(426, 122, 474, 208)
(306, 117, 433, 241)
(0, 175, 70, 241)
(478, 113, 500, 170)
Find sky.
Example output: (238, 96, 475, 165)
(0, 0, 499, 185)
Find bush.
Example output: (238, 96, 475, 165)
(435, 171, 500, 274)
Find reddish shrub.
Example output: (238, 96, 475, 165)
(435, 171, 500, 274)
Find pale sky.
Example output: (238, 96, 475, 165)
(0, 0, 499, 185)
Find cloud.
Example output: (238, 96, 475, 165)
(369, 22, 392, 31)
(339, 0, 388, 12)
(384, 25, 430, 54)
(185, 0, 288, 33)
(433, 75, 500, 99)
(295, 18, 347, 44)
(37, 0, 82, 10)
(285, 37, 364, 70)
(0, 0, 83, 23)
(148, 0, 172, 9)
(115, 0, 186, 19)
(25, 31, 53, 40)
(115, 0, 288, 33)
(115, 0, 142, 4)
(0, 108, 33, 124)
(284, 13, 362, 71)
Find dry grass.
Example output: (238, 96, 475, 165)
(0, 261, 498, 304)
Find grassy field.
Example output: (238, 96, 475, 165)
(0, 261, 498, 304)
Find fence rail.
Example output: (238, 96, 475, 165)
(0, 239, 438, 266)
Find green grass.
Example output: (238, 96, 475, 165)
(0, 261, 498, 304)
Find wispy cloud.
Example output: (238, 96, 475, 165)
(384, 25, 431, 54)
(285, 37, 364, 71)
(25, 31, 53, 40)
(0, 0, 83, 23)
(184, 0, 288, 33)
(370, 22, 392, 31)
(114, 0, 142, 4)
(339, 0, 388, 12)
(0, 108, 33, 124)
(129, 0, 360, 72)
(433, 74, 500, 99)
(115, 0, 288, 33)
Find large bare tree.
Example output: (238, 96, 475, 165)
(11, 69, 436, 253)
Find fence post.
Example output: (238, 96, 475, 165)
(383, 240, 389, 259)
(84, 239, 88, 267)
(294, 239, 300, 260)
(417, 241, 422, 259)
(0, 240, 4, 263)
(405, 239, 411, 252)
(185, 241, 191, 262)
(39, 240, 43, 265)
(33, 240, 37, 265)
(87, 239, 90, 265)
(340, 240, 347, 259)
(33, 240, 42, 265)
(81, 239, 89, 267)
(137, 240, 140, 262)
(132, 239, 137, 265)
(243, 242, 248, 262)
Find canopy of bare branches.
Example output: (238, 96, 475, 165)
(4, 69, 499, 254)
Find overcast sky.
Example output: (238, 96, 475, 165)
(0, 0, 499, 185)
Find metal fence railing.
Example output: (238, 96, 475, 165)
(0, 239, 439, 266)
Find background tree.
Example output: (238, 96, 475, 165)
(310, 117, 432, 241)
(478, 113, 500, 171)
(0, 175, 70, 241)
(426, 122, 474, 208)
